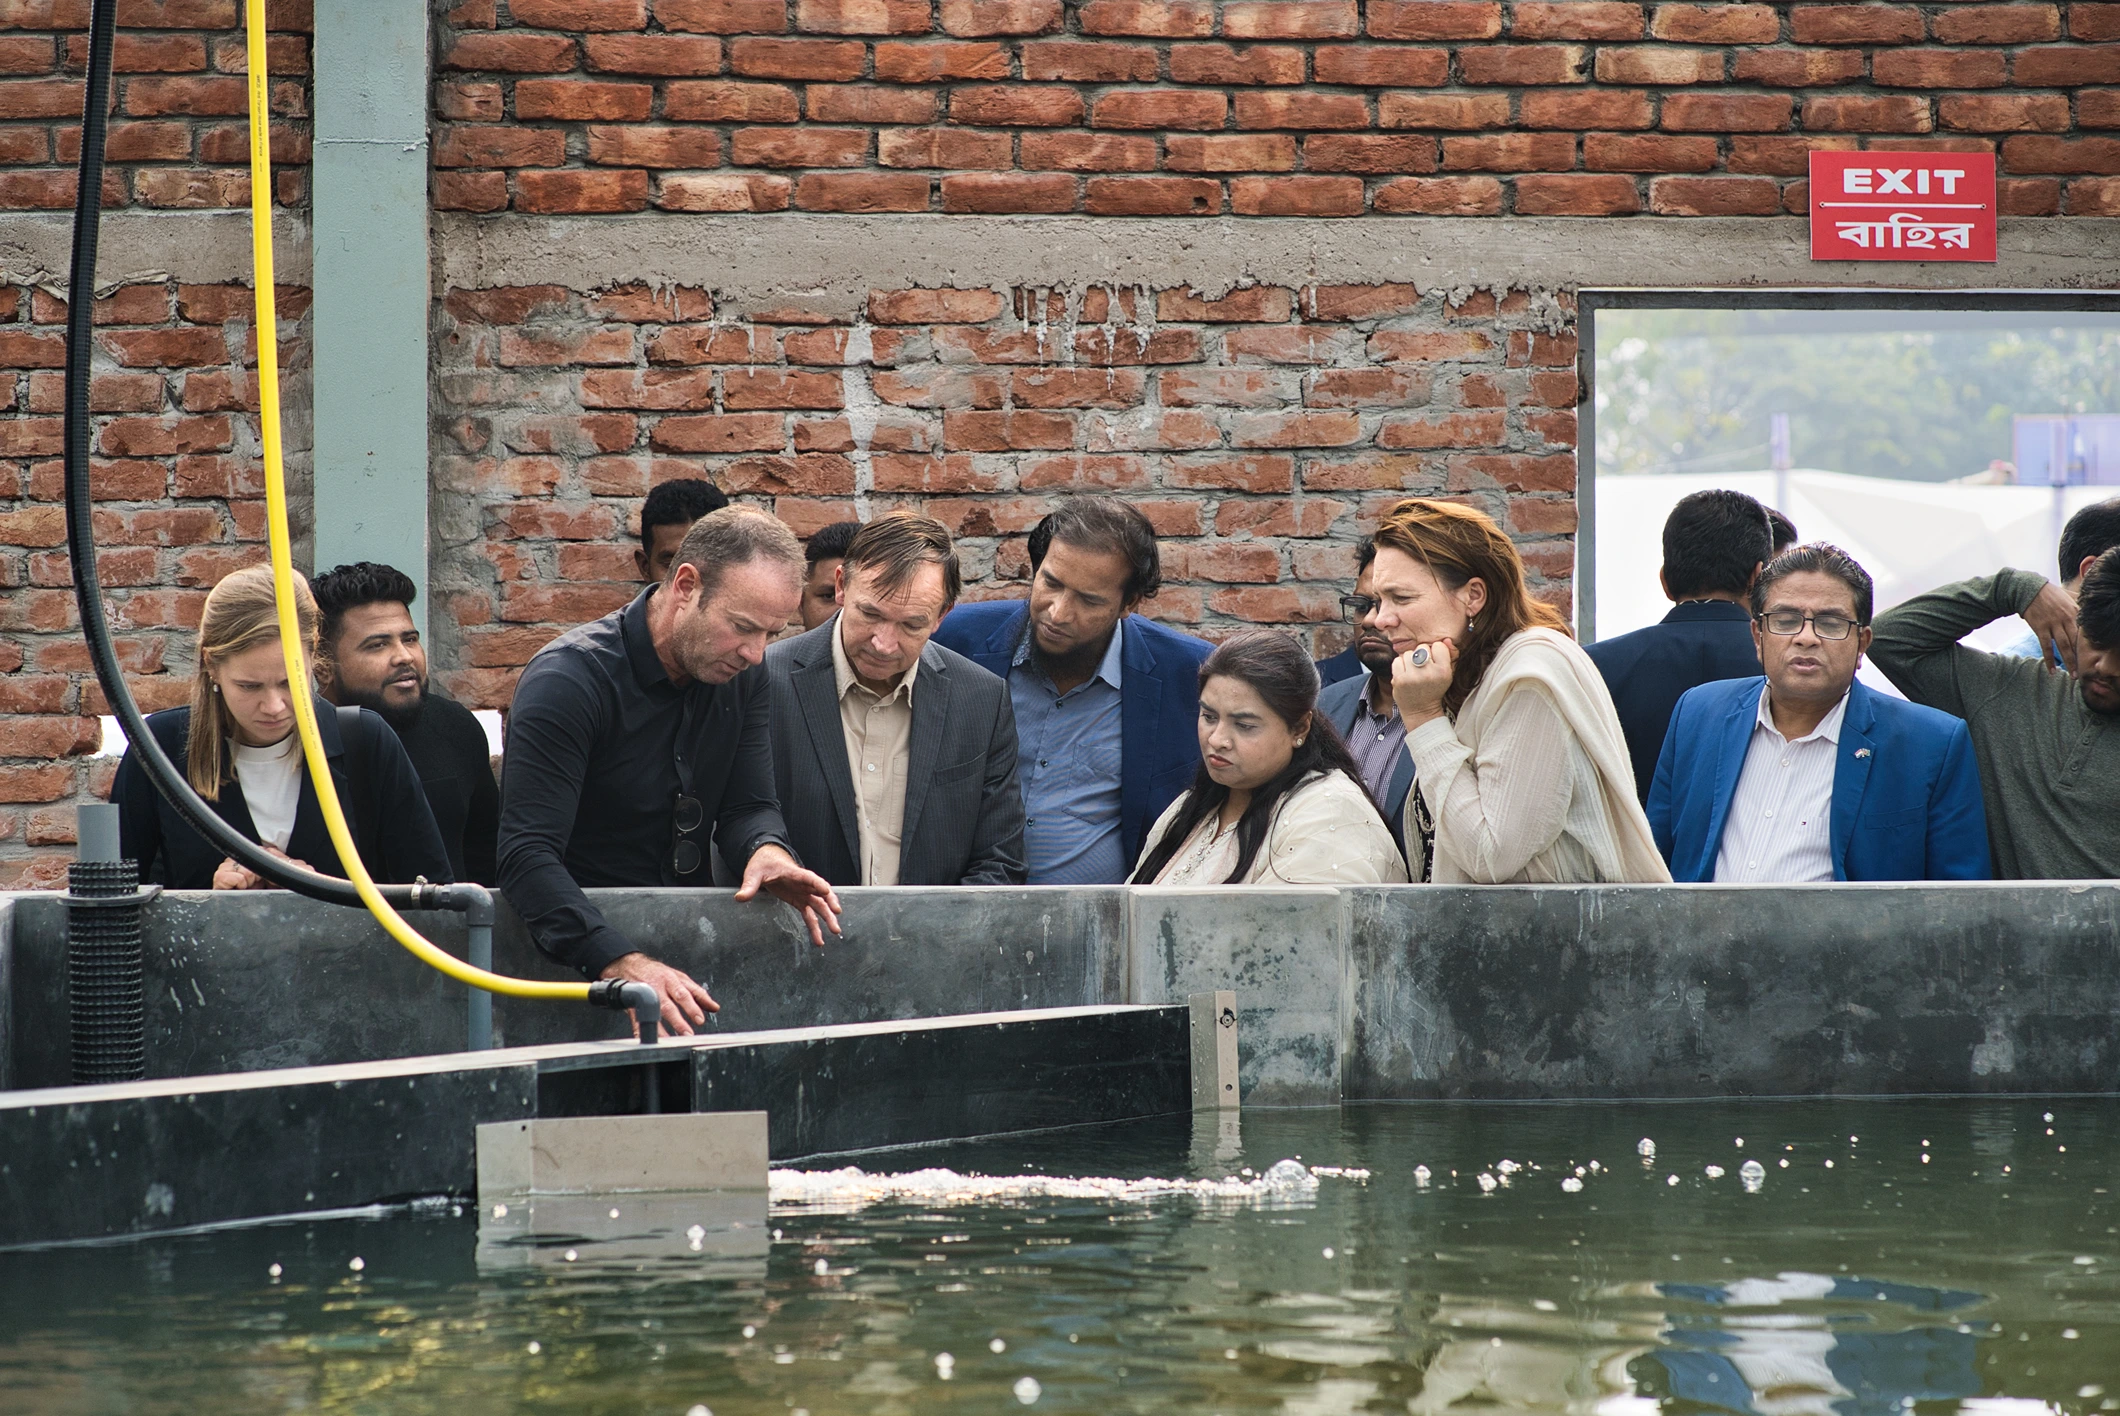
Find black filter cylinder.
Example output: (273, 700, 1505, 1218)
(67, 859, 146, 1084)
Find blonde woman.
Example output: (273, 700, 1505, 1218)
(1131, 631, 1407, 886)
(1371, 498, 1671, 885)
(113, 564, 450, 889)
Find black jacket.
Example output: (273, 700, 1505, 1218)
(387, 693, 499, 886)
(113, 705, 454, 890)
(1583, 600, 1763, 803)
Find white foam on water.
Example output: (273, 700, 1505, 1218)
(769, 1157, 1323, 1211)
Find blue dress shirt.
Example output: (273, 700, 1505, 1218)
(1010, 620, 1128, 884)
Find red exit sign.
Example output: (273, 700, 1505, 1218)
(1808, 151, 1997, 262)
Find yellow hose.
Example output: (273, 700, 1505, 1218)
(244, 0, 586, 1003)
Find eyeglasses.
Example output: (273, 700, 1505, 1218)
(1757, 610, 1865, 640)
(1339, 593, 1379, 624)
(672, 793, 704, 876)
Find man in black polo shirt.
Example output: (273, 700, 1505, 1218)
(500, 506, 842, 1034)
(313, 562, 499, 884)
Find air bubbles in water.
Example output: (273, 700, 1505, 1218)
(1476, 1173, 1498, 1193)
(1705, 1166, 1725, 1179)
(564, 1250, 578, 1262)
(608, 1207, 621, 1219)
(348, 1257, 365, 1273)
(1561, 1177, 1583, 1193)
(742, 1326, 756, 1339)
(1014, 1376, 1042, 1404)
(1637, 1138, 1656, 1159)
(1740, 1160, 1766, 1193)
(267, 1262, 282, 1279)
(933, 1353, 955, 1380)
(1413, 1165, 1432, 1187)
(814, 1258, 830, 1276)
(527, 1341, 541, 1355)
(990, 1337, 1007, 1353)
(491, 1203, 508, 1219)
(686, 1407, 712, 1416)
(686, 1225, 706, 1242)
(1322, 1246, 1335, 1259)
(1666, 1175, 1680, 1187)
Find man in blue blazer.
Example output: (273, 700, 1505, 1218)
(932, 497, 1211, 883)
(1648, 544, 1988, 883)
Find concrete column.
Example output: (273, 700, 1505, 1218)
(310, 0, 431, 632)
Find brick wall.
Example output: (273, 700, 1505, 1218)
(0, 0, 312, 210)
(0, 277, 309, 887)
(434, 1, 2120, 217)
(428, 277, 1575, 705)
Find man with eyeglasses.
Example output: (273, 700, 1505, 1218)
(499, 506, 843, 1037)
(1647, 543, 1988, 883)
(1316, 539, 1416, 838)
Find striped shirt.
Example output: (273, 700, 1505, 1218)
(1712, 685, 1848, 884)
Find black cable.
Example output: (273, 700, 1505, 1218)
(63, 0, 429, 909)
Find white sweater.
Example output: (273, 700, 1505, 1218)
(1142, 770, 1410, 886)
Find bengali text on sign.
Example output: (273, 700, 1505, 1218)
(1808, 151, 1997, 263)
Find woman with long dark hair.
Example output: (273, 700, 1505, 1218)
(1372, 498, 1669, 884)
(1131, 630, 1407, 886)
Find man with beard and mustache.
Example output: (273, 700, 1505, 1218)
(932, 497, 1211, 883)
(1870, 546, 2120, 879)
(313, 562, 499, 885)
(1315, 540, 1416, 851)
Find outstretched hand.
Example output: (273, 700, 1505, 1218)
(2021, 581, 2081, 675)
(736, 844, 843, 948)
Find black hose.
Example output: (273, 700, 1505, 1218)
(63, 0, 432, 910)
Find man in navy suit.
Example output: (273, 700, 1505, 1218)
(1317, 538, 1415, 841)
(932, 497, 1211, 883)
(1313, 539, 1375, 689)
(1587, 490, 1781, 802)
(1649, 544, 1988, 883)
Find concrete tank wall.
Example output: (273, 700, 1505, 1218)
(6, 882, 2119, 1103)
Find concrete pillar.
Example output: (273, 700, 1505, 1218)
(310, 0, 431, 632)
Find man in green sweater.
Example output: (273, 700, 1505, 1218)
(1869, 548, 2120, 879)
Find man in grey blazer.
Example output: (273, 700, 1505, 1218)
(763, 513, 1027, 887)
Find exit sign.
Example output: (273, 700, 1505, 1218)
(1808, 151, 1997, 262)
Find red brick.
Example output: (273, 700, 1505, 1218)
(1934, 5, 2059, 44)
(1168, 42, 1305, 86)
(722, 369, 847, 410)
(1803, 94, 1932, 133)
(657, 0, 788, 31)
(1091, 88, 1226, 130)
(510, 0, 647, 27)
(2077, 5, 2120, 41)
(435, 124, 564, 167)
(950, 84, 1085, 126)
(731, 126, 869, 166)
(1522, 89, 1651, 129)
(1458, 44, 1586, 85)
(1166, 132, 1297, 171)
(867, 288, 1003, 323)
(939, 0, 1062, 37)
(586, 125, 723, 168)
(1513, 1, 1642, 40)
(2083, 90, 2120, 128)
(1662, 91, 1792, 132)
(443, 32, 577, 71)
(1367, 1, 1501, 41)
(66, 31, 208, 71)
(879, 125, 1012, 167)
(1648, 174, 1782, 214)
(1303, 368, 1428, 409)
(1367, 329, 1494, 361)
(0, 719, 97, 761)
(1378, 411, 1508, 449)
(797, 169, 928, 208)
(97, 328, 224, 368)
(1077, 0, 1212, 36)
(1515, 171, 1640, 214)
(1726, 134, 1856, 175)
(1072, 326, 1202, 365)
(943, 409, 1076, 451)
(1732, 47, 1863, 87)
(1224, 0, 1355, 39)
(0, 78, 83, 119)
(1229, 174, 1364, 215)
(1372, 175, 1503, 213)
(1162, 453, 1293, 492)
(867, 452, 993, 491)
(514, 169, 649, 212)
(2014, 46, 2120, 86)
(1016, 131, 1154, 170)
(1593, 48, 1724, 85)
(95, 414, 230, 456)
(121, 74, 248, 115)
(647, 324, 778, 364)
(1222, 325, 1362, 363)
(582, 34, 724, 74)
(1012, 367, 1149, 407)
(1304, 133, 1437, 173)
(795, 0, 929, 33)
(1310, 44, 1448, 86)
(1790, 4, 1922, 44)
(1156, 368, 1296, 409)
(1235, 91, 1369, 129)
(658, 172, 792, 210)
(1083, 175, 1223, 213)
(1378, 91, 1511, 129)
(2063, 175, 2120, 213)
(871, 367, 1006, 407)
(872, 40, 1011, 81)
(939, 171, 1076, 211)
(1026, 39, 1161, 82)
(27, 370, 163, 413)
(1226, 410, 1361, 448)
(1873, 50, 2007, 90)
(1440, 132, 1575, 171)
(1940, 94, 2069, 134)
(436, 80, 503, 121)
(578, 369, 717, 410)
(1585, 131, 1717, 171)
(2002, 135, 2120, 174)
(1300, 283, 1422, 320)
(1447, 452, 1573, 492)
(1651, 3, 1778, 43)
(31, 284, 170, 326)
(648, 413, 788, 454)
(497, 328, 636, 367)
(728, 37, 865, 80)
(663, 79, 800, 121)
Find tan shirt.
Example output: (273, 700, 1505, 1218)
(831, 623, 916, 886)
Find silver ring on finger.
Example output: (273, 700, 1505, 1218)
(1410, 646, 1431, 667)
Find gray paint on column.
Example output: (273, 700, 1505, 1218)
(312, 0, 430, 628)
